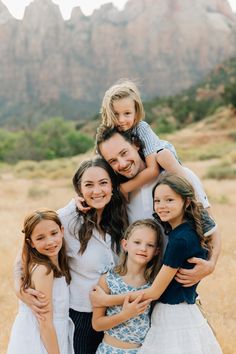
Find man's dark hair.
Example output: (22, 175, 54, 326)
(96, 124, 144, 159)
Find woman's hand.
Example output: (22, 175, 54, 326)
(75, 195, 91, 213)
(22, 288, 49, 320)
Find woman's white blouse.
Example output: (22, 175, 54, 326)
(58, 199, 119, 312)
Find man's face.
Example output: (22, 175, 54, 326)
(99, 133, 146, 179)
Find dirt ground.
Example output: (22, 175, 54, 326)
(0, 161, 235, 353)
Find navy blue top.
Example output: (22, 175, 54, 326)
(159, 222, 208, 304)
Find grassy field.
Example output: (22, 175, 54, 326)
(1, 110, 236, 353)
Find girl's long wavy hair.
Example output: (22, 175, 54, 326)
(115, 219, 163, 283)
(152, 173, 212, 252)
(72, 155, 129, 255)
(21, 209, 71, 290)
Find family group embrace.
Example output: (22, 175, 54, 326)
(7, 80, 223, 354)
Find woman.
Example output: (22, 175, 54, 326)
(14, 156, 128, 354)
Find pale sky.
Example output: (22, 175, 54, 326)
(1, 0, 128, 19)
(2, 0, 236, 20)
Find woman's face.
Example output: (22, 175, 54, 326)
(80, 166, 113, 212)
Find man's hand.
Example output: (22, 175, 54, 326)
(121, 294, 151, 320)
(175, 257, 215, 287)
(22, 288, 49, 320)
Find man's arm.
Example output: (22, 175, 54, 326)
(175, 227, 221, 287)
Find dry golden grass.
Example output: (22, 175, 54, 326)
(0, 175, 76, 354)
(1, 167, 235, 353)
(1, 111, 236, 353)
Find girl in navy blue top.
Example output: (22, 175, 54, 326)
(139, 172, 222, 353)
(91, 173, 222, 354)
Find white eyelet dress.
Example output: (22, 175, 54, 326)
(7, 276, 74, 354)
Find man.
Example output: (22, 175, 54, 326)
(95, 125, 221, 286)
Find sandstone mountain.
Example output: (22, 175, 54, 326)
(0, 0, 236, 125)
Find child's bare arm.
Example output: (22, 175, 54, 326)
(14, 253, 49, 318)
(120, 153, 160, 195)
(92, 275, 149, 331)
(32, 265, 60, 354)
(156, 149, 187, 178)
(90, 265, 177, 307)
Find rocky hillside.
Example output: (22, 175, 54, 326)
(0, 0, 236, 125)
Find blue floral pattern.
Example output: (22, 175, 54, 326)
(104, 270, 151, 344)
(96, 341, 139, 353)
(99, 264, 114, 275)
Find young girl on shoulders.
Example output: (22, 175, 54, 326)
(92, 219, 163, 354)
(101, 80, 210, 205)
(100, 79, 217, 237)
(91, 173, 222, 353)
(100, 79, 183, 194)
(7, 209, 74, 354)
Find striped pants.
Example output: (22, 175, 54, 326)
(69, 309, 103, 354)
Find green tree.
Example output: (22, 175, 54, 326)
(0, 129, 17, 161)
(34, 117, 93, 159)
(223, 81, 236, 110)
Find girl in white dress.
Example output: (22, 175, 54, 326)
(91, 173, 222, 354)
(7, 209, 74, 354)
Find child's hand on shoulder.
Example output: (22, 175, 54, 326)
(75, 195, 91, 213)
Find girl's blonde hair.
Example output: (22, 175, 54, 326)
(101, 79, 145, 128)
(153, 173, 213, 252)
(115, 219, 163, 283)
(21, 208, 71, 290)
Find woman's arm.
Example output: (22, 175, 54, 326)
(32, 265, 60, 354)
(120, 153, 160, 196)
(92, 275, 149, 331)
(91, 265, 177, 307)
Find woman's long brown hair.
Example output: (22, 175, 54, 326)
(72, 155, 129, 254)
(21, 208, 71, 290)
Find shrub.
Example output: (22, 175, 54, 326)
(0, 117, 94, 163)
(205, 164, 236, 180)
(223, 81, 236, 109)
